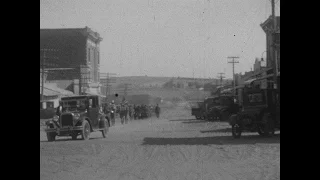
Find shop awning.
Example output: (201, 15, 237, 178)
(84, 91, 106, 98)
(255, 74, 275, 81)
(244, 78, 257, 85)
(40, 83, 73, 96)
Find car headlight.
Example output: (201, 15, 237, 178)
(52, 115, 59, 122)
(74, 113, 80, 120)
(45, 120, 52, 126)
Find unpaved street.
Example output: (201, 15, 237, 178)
(40, 107, 280, 180)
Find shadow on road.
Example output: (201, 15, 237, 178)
(182, 120, 208, 124)
(141, 134, 280, 146)
(169, 118, 196, 122)
(200, 128, 232, 133)
(40, 136, 105, 143)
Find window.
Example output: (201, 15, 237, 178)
(90, 97, 98, 108)
(46, 102, 54, 109)
(88, 48, 91, 62)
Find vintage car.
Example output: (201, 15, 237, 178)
(44, 95, 110, 141)
(191, 101, 205, 120)
(207, 95, 239, 121)
(229, 74, 280, 138)
(201, 97, 216, 120)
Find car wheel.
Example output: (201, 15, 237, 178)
(101, 119, 109, 138)
(232, 124, 242, 138)
(46, 132, 56, 142)
(80, 120, 91, 140)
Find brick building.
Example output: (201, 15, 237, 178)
(40, 27, 103, 95)
(261, 16, 280, 72)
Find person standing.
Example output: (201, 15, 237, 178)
(124, 102, 129, 124)
(110, 101, 116, 126)
(155, 104, 160, 119)
(129, 104, 133, 121)
(56, 101, 63, 117)
(120, 104, 126, 125)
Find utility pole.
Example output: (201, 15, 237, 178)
(123, 83, 132, 97)
(41, 50, 46, 101)
(217, 73, 225, 86)
(100, 72, 117, 100)
(228, 56, 239, 97)
(271, 0, 278, 89)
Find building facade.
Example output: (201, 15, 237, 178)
(40, 27, 103, 95)
(261, 16, 280, 72)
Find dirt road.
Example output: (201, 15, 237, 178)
(40, 107, 280, 180)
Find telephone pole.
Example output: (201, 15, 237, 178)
(217, 73, 225, 86)
(123, 83, 132, 97)
(100, 72, 117, 99)
(41, 50, 46, 101)
(228, 56, 239, 97)
(271, 0, 278, 89)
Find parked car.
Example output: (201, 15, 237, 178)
(44, 95, 110, 141)
(191, 101, 205, 120)
(207, 95, 239, 121)
(229, 75, 280, 138)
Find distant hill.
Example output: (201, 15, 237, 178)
(112, 76, 232, 89)
(103, 76, 229, 104)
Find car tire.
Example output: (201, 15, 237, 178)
(232, 124, 242, 138)
(46, 132, 56, 142)
(80, 120, 91, 140)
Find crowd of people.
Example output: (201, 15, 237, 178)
(102, 100, 161, 125)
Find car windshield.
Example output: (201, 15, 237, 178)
(62, 99, 87, 111)
(219, 97, 233, 106)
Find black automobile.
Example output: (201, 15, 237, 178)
(44, 95, 110, 141)
(191, 101, 205, 120)
(207, 95, 239, 121)
(229, 74, 280, 138)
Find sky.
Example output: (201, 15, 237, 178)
(40, 0, 280, 79)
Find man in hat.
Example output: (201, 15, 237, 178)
(56, 101, 63, 117)
(110, 101, 116, 126)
